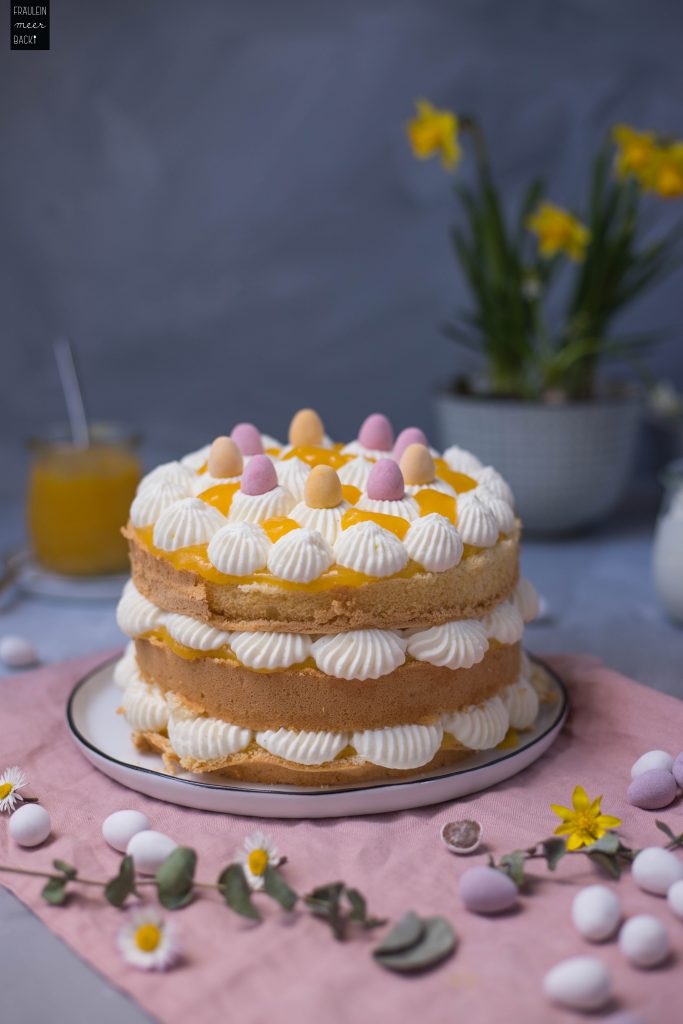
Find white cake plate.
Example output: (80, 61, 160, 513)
(67, 656, 568, 819)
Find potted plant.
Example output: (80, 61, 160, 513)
(407, 102, 683, 532)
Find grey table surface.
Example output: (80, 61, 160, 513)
(0, 492, 681, 1024)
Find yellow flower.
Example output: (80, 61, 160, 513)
(527, 201, 591, 262)
(406, 100, 461, 170)
(551, 785, 622, 851)
(649, 143, 683, 199)
(235, 830, 282, 890)
(612, 124, 657, 181)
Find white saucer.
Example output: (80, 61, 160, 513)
(67, 657, 568, 819)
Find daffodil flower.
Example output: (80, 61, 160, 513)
(235, 830, 282, 890)
(527, 201, 591, 262)
(118, 907, 180, 971)
(650, 143, 683, 199)
(612, 124, 657, 181)
(0, 766, 28, 813)
(406, 100, 461, 171)
(551, 785, 621, 851)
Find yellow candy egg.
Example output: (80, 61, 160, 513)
(289, 408, 324, 447)
(304, 464, 343, 509)
(400, 443, 435, 486)
(207, 436, 243, 478)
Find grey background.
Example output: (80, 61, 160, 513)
(3, 0, 683, 502)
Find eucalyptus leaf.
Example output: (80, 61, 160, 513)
(218, 864, 261, 921)
(42, 877, 68, 906)
(373, 911, 425, 956)
(155, 847, 196, 910)
(263, 866, 297, 911)
(585, 833, 620, 855)
(499, 851, 526, 887)
(541, 837, 567, 871)
(104, 855, 137, 908)
(587, 851, 621, 880)
(53, 859, 77, 880)
(374, 916, 456, 973)
(345, 888, 386, 930)
(304, 883, 345, 940)
(655, 820, 677, 842)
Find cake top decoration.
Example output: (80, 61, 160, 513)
(394, 427, 428, 463)
(289, 408, 324, 447)
(358, 413, 394, 452)
(231, 422, 264, 456)
(240, 455, 278, 496)
(367, 459, 405, 501)
(304, 465, 343, 509)
(400, 444, 436, 486)
(208, 437, 243, 478)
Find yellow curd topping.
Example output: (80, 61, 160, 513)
(282, 445, 350, 469)
(433, 460, 477, 494)
(196, 482, 239, 515)
(341, 507, 410, 540)
(260, 516, 299, 542)
(414, 488, 457, 522)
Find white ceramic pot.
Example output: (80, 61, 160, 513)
(433, 393, 641, 533)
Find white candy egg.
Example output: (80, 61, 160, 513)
(632, 847, 683, 895)
(666, 878, 683, 920)
(0, 635, 38, 668)
(571, 885, 621, 941)
(9, 804, 51, 847)
(126, 830, 177, 875)
(630, 750, 674, 779)
(618, 915, 670, 968)
(102, 810, 151, 853)
(543, 956, 612, 1011)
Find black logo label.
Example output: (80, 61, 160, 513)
(11, 2, 49, 49)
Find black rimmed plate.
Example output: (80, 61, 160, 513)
(66, 655, 568, 819)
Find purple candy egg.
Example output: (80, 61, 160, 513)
(628, 768, 677, 810)
(458, 865, 518, 915)
(393, 427, 428, 463)
(358, 413, 394, 452)
(240, 454, 277, 495)
(366, 459, 405, 501)
(673, 752, 683, 789)
(231, 422, 264, 456)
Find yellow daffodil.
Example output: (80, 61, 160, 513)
(551, 785, 621, 851)
(527, 201, 591, 262)
(612, 124, 657, 181)
(406, 100, 461, 171)
(649, 143, 683, 199)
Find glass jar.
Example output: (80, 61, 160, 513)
(27, 425, 142, 576)
(652, 459, 683, 625)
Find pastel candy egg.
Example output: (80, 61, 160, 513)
(305, 465, 343, 509)
(230, 422, 263, 456)
(543, 956, 612, 1011)
(666, 878, 683, 919)
(126, 830, 178, 875)
(0, 635, 38, 668)
(632, 846, 683, 895)
(240, 455, 277, 496)
(628, 768, 677, 809)
(207, 436, 243, 478)
(618, 915, 670, 968)
(366, 459, 405, 502)
(289, 408, 324, 447)
(631, 749, 674, 779)
(458, 865, 518, 914)
(393, 427, 428, 463)
(400, 444, 435, 486)
(9, 804, 51, 847)
(571, 885, 621, 942)
(102, 809, 151, 853)
(673, 752, 683, 788)
(358, 413, 394, 452)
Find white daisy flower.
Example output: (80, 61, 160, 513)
(118, 906, 180, 971)
(235, 830, 282, 890)
(0, 766, 28, 813)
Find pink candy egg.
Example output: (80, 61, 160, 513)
(358, 413, 394, 452)
(628, 768, 678, 810)
(459, 865, 518, 914)
(393, 427, 428, 462)
(367, 459, 405, 501)
(231, 422, 264, 456)
(241, 455, 277, 495)
(673, 752, 683, 789)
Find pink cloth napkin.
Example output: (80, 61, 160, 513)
(1, 650, 682, 1024)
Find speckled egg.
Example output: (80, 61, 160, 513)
(543, 956, 612, 1011)
(9, 804, 51, 847)
(672, 752, 683, 789)
(630, 749, 674, 779)
(571, 885, 621, 942)
(618, 914, 670, 968)
(0, 635, 38, 668)
(632, 847, 683, 895)
(102, 810, 151, 853)
(126, 830, 177, 875)
(666, 878, 683, 920)
(458, 866, 518, 914)
(628, 768, 678, 810)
